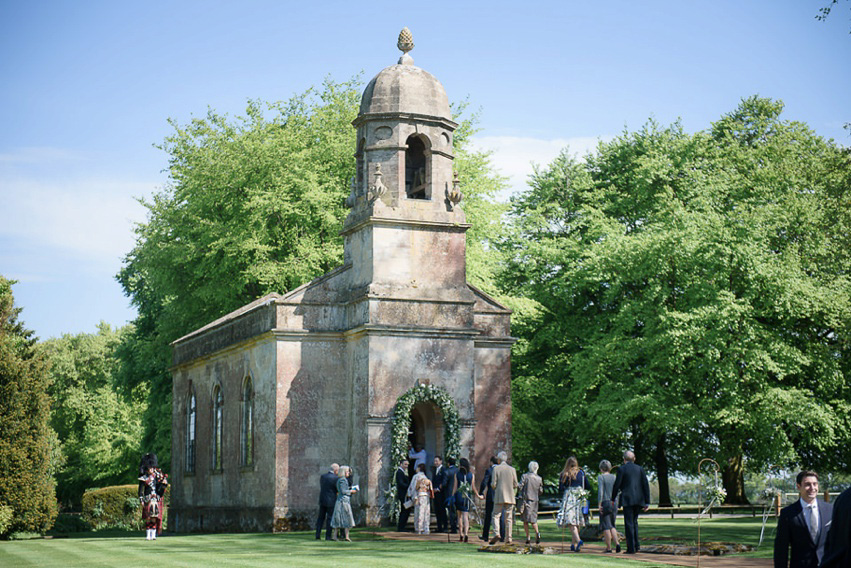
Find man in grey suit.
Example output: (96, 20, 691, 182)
(611, 450, 650, 554)
(489, 451, 518, 545)
(774, 470, 833, 568)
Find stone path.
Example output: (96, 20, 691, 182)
(368, 531, 772, 567)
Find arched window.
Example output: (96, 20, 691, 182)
(240, 377, 254, 467)
(185, 389, 196, 473)
(405, 134, 430, 199)
(212, 385, 223, 471)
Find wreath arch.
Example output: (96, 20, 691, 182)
(390, 382, 461, 466)
(384, 383, 461, 521)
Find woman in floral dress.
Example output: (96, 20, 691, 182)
(411, 463, 432, 534)
(557, 456, 590, 552)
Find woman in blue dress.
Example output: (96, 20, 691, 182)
(557, 456, 590, 552)
(330, 465, 358, 541)
(452, 457, 481, 542)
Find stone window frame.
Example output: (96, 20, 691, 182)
(404, 133, 432, 200)
(185, 385, 197, 475)
(211, 383, 224, 473)
(239, 375, 254, 470)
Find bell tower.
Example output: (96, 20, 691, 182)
(342, 28, 470, 300)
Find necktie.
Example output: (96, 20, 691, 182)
(808, 504, 819, 542)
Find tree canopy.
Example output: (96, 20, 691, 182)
(503, 97, 851, 503)
(39, 323, 144, 507)
(0, 276, 57, 535)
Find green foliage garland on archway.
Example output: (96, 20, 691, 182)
(390, 382, 461, 466)
(383, 383, 461, 521)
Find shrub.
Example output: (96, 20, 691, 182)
(0, 505, 13, 535)
(81, 484, 169, 531)
(82, 485, 141, 530)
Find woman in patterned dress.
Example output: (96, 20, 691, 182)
(411, 463, 432, 534)
(330, 465, 358, 541)
(557, 456, 590, 552)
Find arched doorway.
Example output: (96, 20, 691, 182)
(408, 401, 444, 476)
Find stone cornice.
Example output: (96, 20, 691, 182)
(352, 112, 458, 130)
(341, 215, 471, 236)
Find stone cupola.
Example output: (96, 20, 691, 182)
(342, 28, 470, 298)
(345, 28, 464, 228)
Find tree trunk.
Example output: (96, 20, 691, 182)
(654, 434, 673, 507)
(721, 454, 749, 504)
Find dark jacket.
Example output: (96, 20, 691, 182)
(480, 465, 495, 503)
(433, 465, 448, 501)
(820, 486, 850, 568)
(394, 467, 410, 502)
(611, 461, 650, 508)
(774, 498, 832, 568)
(318, 471, 338, 508)
(558, 469, 590, 494)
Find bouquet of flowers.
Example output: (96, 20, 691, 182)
(708, 485, 727, 505)
(760, 487, 782, 503)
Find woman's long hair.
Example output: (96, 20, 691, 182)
(560, 456, 579, 483)
(459, 457, 470, 476)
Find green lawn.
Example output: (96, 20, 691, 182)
(0, 516, 777, 568)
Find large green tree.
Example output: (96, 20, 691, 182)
(39, 324, 144, 507)
(504, 97, 851, 503)
(118, 80, 508, 470)
(0, 277, 58, 535)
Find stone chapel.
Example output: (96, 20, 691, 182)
(168, 29, 513, 532)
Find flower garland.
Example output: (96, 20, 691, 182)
(384, 382, 461, 522)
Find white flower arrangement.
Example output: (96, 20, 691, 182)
(708, 485, 727, 505)
(760, 487, 782, 503)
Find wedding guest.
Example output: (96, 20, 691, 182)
(395, 459, 411, 532)
(820, 485, 850, 567)
(611, 450, 650, 555)
(315, 463, 339, 540)
(557, 456, 590, 552)
(478, 456, 498, 541)
(408, 443, 427, 474)
(598, 459, 620, 553)
(330, 465, 358, 541)
(411, 463, 433, 535)
(489, 451, 518, 545)
(453, 457, 481, 542)
(519, 460, 543, 545)
(774, 470, 832, 568)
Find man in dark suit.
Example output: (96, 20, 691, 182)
(315, 463, 339, 540)
(479, 456, 498, 542)
(432, 456, 448, 532)
(611, 450, 650, 554)
(395, 459, 411, 532)
(774, 470, 833, 568)
(444, 457, 459, 534)
(820, 485, 850, 568)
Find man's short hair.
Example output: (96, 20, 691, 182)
(447, 457, 456, 466)
(497, 451, 508, 462)
(434, 455, 442, 462)
(490, 456, 499, 465)
(796, 470, 819, 485)
(623, 450, 636, 462)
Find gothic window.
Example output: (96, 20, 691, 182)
(185, 389, 196, 473)
(212, 385, 223, 471)
(240, 376, 254, 467)
(405, 134, 430, 199)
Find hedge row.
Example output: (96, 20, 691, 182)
(81, 484, 168, 530)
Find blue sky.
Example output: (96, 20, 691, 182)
(1, 0, 849, 340)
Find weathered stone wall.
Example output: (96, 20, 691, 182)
(170, 334, 277, 533)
